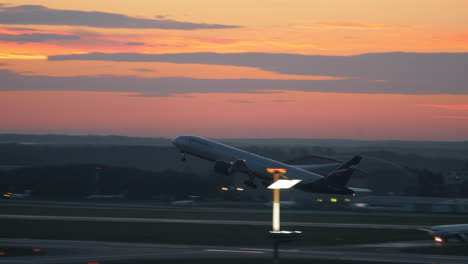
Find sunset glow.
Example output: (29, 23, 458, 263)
(1, 1, 467, 140)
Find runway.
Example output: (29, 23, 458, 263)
(2, 199, 462, 217)
(0, 214, 427, 229)
(1, 201, 466, 263)
(1, 238, 467, 264)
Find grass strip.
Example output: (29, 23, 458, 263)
(103, 259, 403, 264)
(402, 244, 468, 256)
(0, 219, 428, 245)
(1, 204, 467, 226)
(0, 247, 45, 257)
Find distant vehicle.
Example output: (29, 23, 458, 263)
(85, 194, 125, 200)
(170, 195, 200, 206)
(170, 200, 199, 206)
(3, 190, 31, 199)
(264, 201, 298, 208)
(172, 136, 369, 195)
(420, 224, 468, 243)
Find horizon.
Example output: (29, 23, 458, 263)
(1, 133, 467, 143)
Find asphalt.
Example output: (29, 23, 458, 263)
(1, 200, 466, 263)
(3, 199, 465, 217)
(1, 238, 467, 264)
(0, 214, 427, 229)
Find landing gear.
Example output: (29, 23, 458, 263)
(180, 152, 186, 161)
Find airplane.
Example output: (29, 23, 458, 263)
(3, 190, 31, 199)
(420, 224, 468, 243)
(172, 136, 368, 195)
(170, 200, 199, 206)
(85, 194, 126, 200)
(170, 195, 200, 206)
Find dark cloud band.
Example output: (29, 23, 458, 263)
(0, 33, 79, 42)
(0, 5, 239, 30)
(48, 52, 468, 95)
(0, 68, 466, 97)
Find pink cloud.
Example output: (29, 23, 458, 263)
(315, 22, 414, 30)
(418, 104, 468, 110)
(435, 115, 468, 119)
(185, 36, 237, 44)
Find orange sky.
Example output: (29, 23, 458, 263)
(1, 91, 467, 140)
(0, 1, 467, 140)
(2, 0, 468, 57)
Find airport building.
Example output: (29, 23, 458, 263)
(439, 170, 468, 197)
(350, 195, 468, 214)
(443, 170, 468, 184)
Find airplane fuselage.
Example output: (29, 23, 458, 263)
(430, 224, 468, 242)
(172, 136, 323, 183)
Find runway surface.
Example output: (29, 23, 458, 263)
(2, 200, 467, 263)
(0, 214, 427, 229)
(1, 238, 467, 264)
(3, 199, 464, 217)
(1, 201, 467, 263)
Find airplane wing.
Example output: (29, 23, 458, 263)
(293, 163, 341, 172)
(417, 228, 432, 232)
(292, 156, 362, 173)
(348, 187, 372, 192)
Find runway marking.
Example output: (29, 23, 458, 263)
(0, 251, 202, 264)
(428, 255, 468, 260)
(204, 249, 265, 254)
(0, 214, 427, 229)
(287, 250, 346, 255)
(1, 238, 468, 264)
(239, 247, 300, 252)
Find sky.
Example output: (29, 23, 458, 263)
(0, 0, 467, 140)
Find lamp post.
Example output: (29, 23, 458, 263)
(266, 168, 302, 264)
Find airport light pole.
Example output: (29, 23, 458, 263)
(266, 168, 302, 264)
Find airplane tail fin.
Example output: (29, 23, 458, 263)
(333, 155, 362, 173)
(325, 168, 355, 187)
(294, 155, 367, 195)
(325, 155, 362, 187)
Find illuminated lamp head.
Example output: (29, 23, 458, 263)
(266, 168, 287, 174)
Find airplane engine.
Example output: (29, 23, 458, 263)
(213, 161, 234, 175)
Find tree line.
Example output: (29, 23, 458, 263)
(0, 164, 223, 200)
